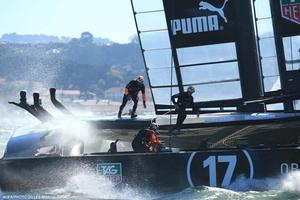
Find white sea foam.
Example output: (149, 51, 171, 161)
(49, 172, 155, 200)
(226, 175, 281, 191)
(280, 171, 300, 192)
(227, 171, 300, 193)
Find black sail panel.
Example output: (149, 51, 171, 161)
(163, 0, 237, 48)
(269, 0, 300, 110)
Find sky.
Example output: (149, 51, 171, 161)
(0, 0, 138, 43)
(0, 0, 273, 44)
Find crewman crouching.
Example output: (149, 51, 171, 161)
(132, 122, 161, 153)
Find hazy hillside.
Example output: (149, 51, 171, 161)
(0, 32, 145, 98)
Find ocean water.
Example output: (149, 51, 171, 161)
(1, 114, 300, 200)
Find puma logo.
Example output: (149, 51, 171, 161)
(199, 0, 229, 23)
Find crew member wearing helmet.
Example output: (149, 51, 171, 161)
(118, 75, 147, 119)
(171, 86, 197, 131)
(132, 122, 161, 153)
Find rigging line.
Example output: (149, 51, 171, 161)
(168, 0, 177, 149)
(287, 2, 294, 71)
(290, 36, 294, 70)
(169, 36, 174, 149)
(170, 57, 173, 125)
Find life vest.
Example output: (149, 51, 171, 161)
(132, 129, 161, 153)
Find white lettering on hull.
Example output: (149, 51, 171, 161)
(281, 162, 299, 174)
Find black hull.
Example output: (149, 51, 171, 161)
(1, 146, 300, 192)
(160, 116, 300, 149)
(80, 113, 300, 149)
(87, 113, 300, 149)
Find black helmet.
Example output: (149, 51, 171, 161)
(187, 86, 195, 94)
(149, 122, 159, 130)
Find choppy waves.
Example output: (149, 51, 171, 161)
(158, 172, 300, 200)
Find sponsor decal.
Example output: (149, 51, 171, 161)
(280, 0, 300, 24)
(171, 0, 229, 36)
(96, 163, 122, 185)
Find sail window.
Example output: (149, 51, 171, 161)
(261, 57, 279, 77)
(263, 76, 281, 92)
(180, 62, 239, 85)
(131, 0, 163, 13)
(266, 103, 284, 111)
(184, 81, 242, 102)
(257, 18, 274, 38)
(176, 43, 237, 65)
(259, 38, 277, 58)
(152, 87, 179, 105)
(254, 0, 272, 19)
(294, 100, 300, 111)
(140, 31, 170, 50)
(144, 49, 172, 69)
(148, 67, 177, 87)
(283, 36, 300, 71)
(135, 12, 167, 32)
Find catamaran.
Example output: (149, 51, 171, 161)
(1, 0, 300, 192)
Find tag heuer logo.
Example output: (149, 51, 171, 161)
(281, 0, 300, 24)
(96, 163, 122, 185)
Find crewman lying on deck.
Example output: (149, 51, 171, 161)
(132, 122, 161, 153)
(118, 75, 147, 119)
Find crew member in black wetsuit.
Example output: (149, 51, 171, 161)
(118, 76, 147, 119)
(171, 86, 198, 131)
(132, 122, 161, 153)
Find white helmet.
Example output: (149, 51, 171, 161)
(136, 75, 144, 83)
(187, 86, 195, 94)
